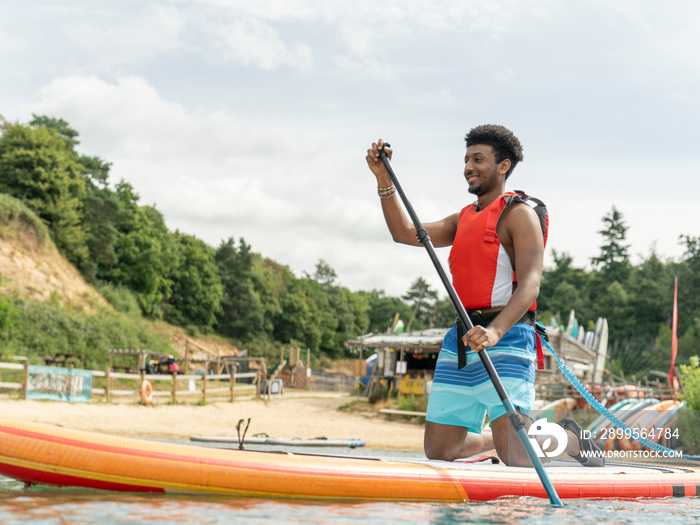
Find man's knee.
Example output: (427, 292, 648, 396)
(423, 421, 471, 461)
(424, 432, 461, 461)
(498, 451, 533, 467)
(490, 410, 535, 467)
(424, 443, 461, 462)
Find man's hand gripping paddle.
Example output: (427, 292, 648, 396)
(378, 145, 563, 507)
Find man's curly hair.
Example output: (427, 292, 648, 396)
(465, 124, 523, 179)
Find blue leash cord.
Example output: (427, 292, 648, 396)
(549, 344, 698, 460)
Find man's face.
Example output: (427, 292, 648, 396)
(464, 144, 508, 197)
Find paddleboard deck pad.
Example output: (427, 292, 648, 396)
(1, 419, 698, 501)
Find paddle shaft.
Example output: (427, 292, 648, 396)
(378, 149, 563, 507)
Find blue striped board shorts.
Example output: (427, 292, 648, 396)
(426, 321, 537, 433)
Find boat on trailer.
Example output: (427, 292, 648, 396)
(1, 419, 698, 501)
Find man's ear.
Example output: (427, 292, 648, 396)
(498, 158, 511, 176)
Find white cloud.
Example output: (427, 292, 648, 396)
(190, 0, 320, 21)
(18, 75, 420, 291)
(0, 30, 23, 55)
(4, 0, 700, 297)
(23, 75, 314, 161)
(212, 18, 313, 70)
(62, 4, 187, 70)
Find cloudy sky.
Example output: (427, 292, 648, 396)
(1, 1, 698, 297)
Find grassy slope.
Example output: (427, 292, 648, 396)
(0, 194, 237, 368)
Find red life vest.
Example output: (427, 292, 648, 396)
(449, 191, 548, 311)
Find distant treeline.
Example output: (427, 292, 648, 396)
(0, 115, 698, 377)
(538, 214, 700, 378)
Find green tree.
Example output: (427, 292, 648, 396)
(356, 289, 413, 334)
(591, 206, 631, 283)
(164, 232, 223, 330)
(299, 261, 340, 353)
(637, 238, 700, 375)
(273, 285, 318, 348)
(27, 115, 113, 185)
(82, 183, 122, 281)
(28, 115, 80, 149)
(306, 259, 369, 355)
(539, 250, 592, 325)
(626, 249, 676, 340)
(402, 277, 439, 330)
(296, 263, 357, 357)
(677, 356, 700, 454)
(594, 280, 636, 341)
(78, 153, 118, 283)
(0, 292, 19, 350)
(215, 237, 264, 339)
(678, 317, 700, 364)
(253, 257, 330, 353)
(97, 182, 175, 317)
(430, 296, 456, 328)
(27, 115, 117, 283)
(677, 235, 700, 335)
(325, 286, 364, 356)
(0, 121, 89, 270)
(343, 288, 370, 338)
(249, 258, 370, 357)
(310, 259, 337, 286)
(251, 257, 289, 337)
(543, 281, 587, 328)
(297, 277, 337, 353)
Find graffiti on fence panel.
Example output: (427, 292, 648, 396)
(27, 365, 93, 403)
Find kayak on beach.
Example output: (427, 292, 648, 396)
(1, 419, 698, 502)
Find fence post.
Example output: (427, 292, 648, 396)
(23, 360, 29, 400)
(202, 368, 207, 404)
(182, 339, 189, 375)
(230, 368, 236, 403)
(106, 368, 112, 404)
(139, 369, 145, 404)
(172, 371, 178, 405)
(256, 369, 261, 399)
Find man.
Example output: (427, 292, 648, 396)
(366, 124, 603, 467)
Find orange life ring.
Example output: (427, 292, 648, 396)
(141, 379, 153, 405)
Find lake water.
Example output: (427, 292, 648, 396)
(2, 444, 700, 524)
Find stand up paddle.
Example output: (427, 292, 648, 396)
(378, 146, 563, 507)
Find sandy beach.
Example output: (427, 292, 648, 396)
(0, 393, 425, 451)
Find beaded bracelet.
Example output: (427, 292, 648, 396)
(377, 184, 396, 199)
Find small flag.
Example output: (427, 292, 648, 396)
(669, 276, 678, 388)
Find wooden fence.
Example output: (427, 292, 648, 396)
(0, 360, 262, 404)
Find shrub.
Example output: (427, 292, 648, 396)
(676, 356, 700, 454)
(98, 282, 141, 317)
(1, 294, 173, 370)
(0, 193, 50, 243)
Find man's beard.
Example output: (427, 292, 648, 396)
(467, 167, 498, 196)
